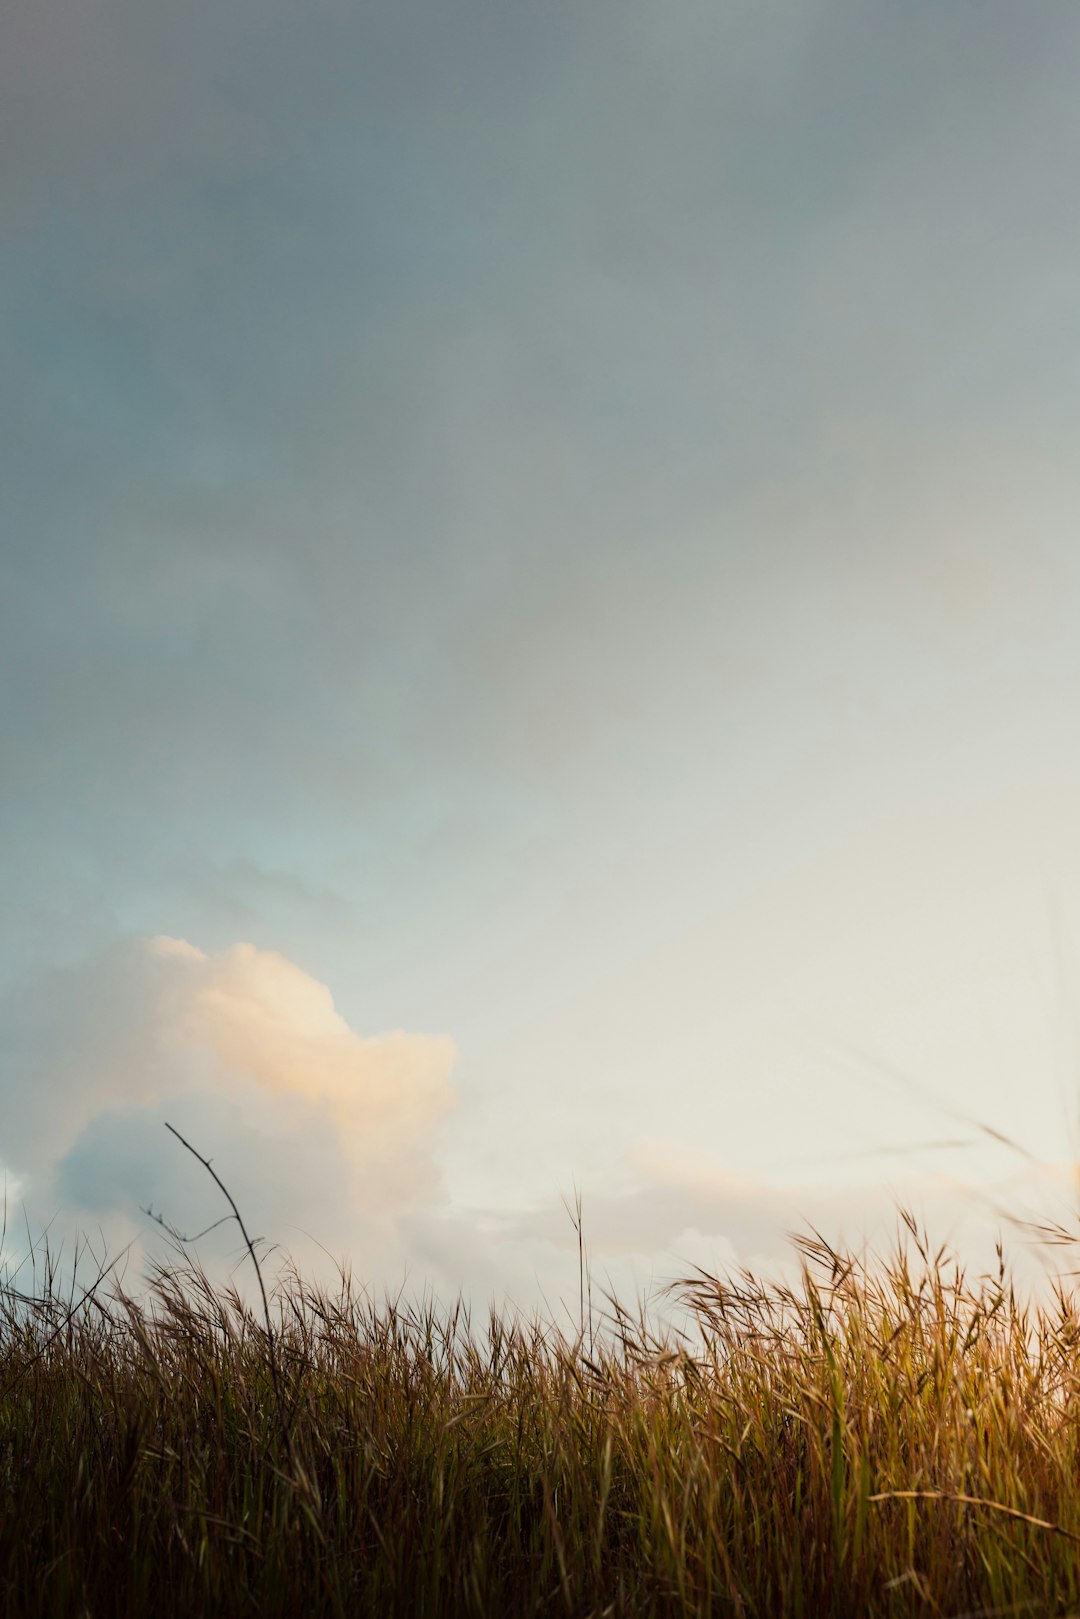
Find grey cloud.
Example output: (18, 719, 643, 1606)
(53, 1094, 353, 1250)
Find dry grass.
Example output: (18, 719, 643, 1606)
(3, 1204, 1080, 1616)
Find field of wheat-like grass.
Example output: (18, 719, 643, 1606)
(3, 1201, 1080, 1617)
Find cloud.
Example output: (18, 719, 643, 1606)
(484, 1137, 1080, 1319)
(2, 936, 456, 1288)
(146, 936, 457, 1206)
(4, 934, 1078, 1318)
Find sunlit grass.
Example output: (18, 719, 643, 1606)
(4, 1202, 1080, 1616)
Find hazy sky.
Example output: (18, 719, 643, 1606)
(6, 0, 1080, 1308)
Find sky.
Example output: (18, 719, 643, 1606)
(6, 0, 1080, 1312)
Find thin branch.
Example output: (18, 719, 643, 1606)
(142, 1205, 237, 1245)
(162, 1122, 295, 1473)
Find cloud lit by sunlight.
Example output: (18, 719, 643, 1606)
(146, 936, 458, 1209)
(1, 938, 457, 1290)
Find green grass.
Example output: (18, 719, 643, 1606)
(4, 1209, 1080, 1616)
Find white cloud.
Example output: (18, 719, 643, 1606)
(483, 1136, 1080, 1319)
(3, 936, 457, 1291)
(144, 936, 457, 1209)
(5, 934, 1079, 1318)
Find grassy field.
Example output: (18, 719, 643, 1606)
(4, 1196, 1080, 1619)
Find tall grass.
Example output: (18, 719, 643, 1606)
(4, 1208, 1080, 1615)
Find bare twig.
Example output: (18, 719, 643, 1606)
(142, 1205, 236, 1245)
(162, 1122, 295, 1473)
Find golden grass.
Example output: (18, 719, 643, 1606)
(3, 1205, 1080, 1615)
